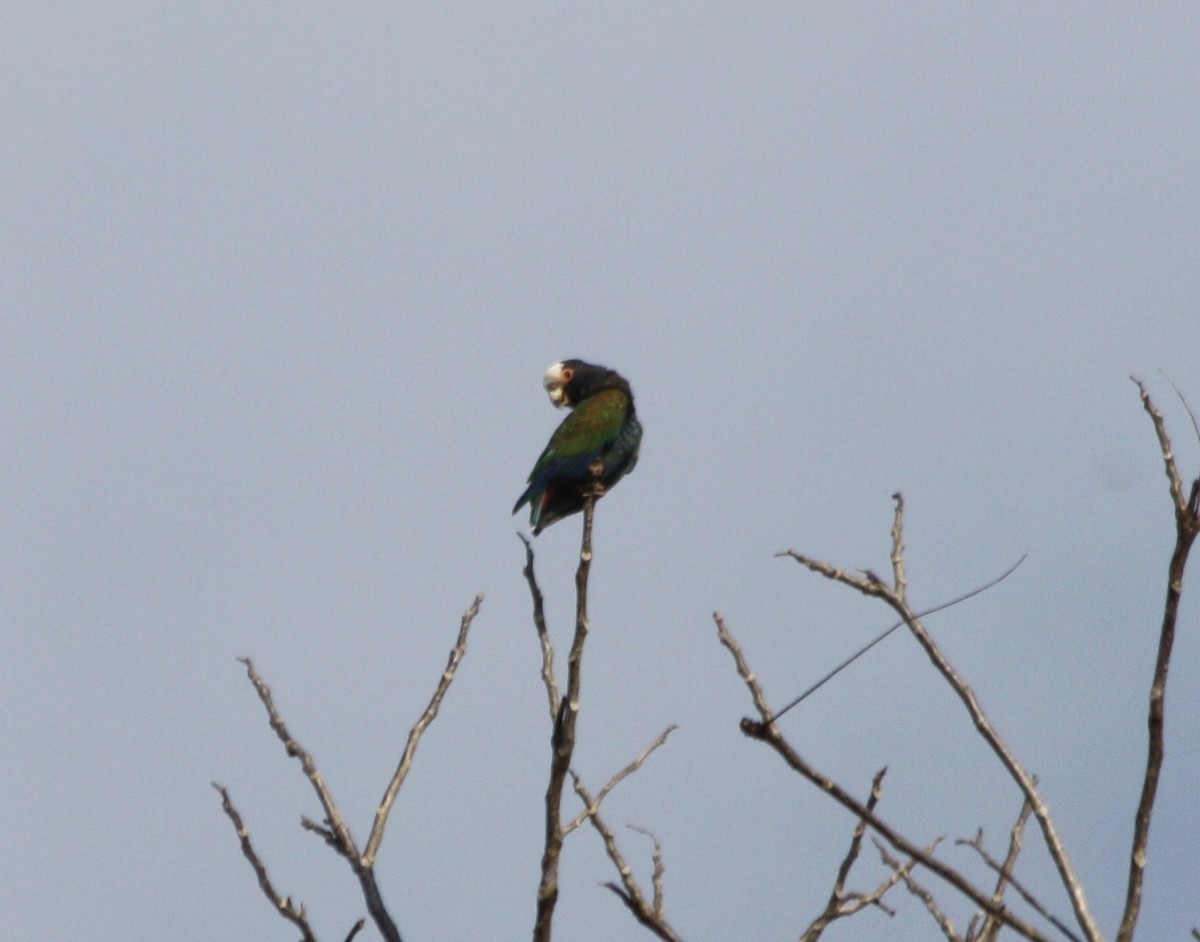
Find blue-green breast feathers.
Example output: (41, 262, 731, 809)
(513, 360, 642, 535)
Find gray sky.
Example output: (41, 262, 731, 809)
(3, 5, 1198, 940)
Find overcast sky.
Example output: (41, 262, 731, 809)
(3, 5, 1198, 941)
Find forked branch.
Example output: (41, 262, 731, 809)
(221, 596, 483, 942)
(715, 613, 1057, 942)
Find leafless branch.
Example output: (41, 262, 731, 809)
(239, 657, 361, 864)
(1117, 380, 1200, 942)
(628, 825, 668, 917)
(343, 918, 366, 942)
(972, 792, 1036, 942)
(715, 612, 1058, 942)
(890, 492, 908, 601)
(956, 827, 1080, 942)
(876, 839, 961, 942)
(572, 773, 685, 942)
(533, 479, 602, 942)
(778, 527, 1102, 942)
(564, 725, 677, 836)
(212, 782, 318, 942)
(521, 533, 559, 722)
(800, 767, 908, 942)
(230, 597, 482, 942)
(363, 593, 483, 866)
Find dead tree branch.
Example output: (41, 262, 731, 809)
(521, 533, 559, 722)
(564, 725, 677, 837)
(778, 523, 1102, 942)
(876, 838, 961, 942)
(532, 479, 601, 942)
(970, 792, 1036, 942)
(363, 593, 482, 866)
(571, 773, 685, 942)
(224, 595, 483, 942)
(956, 827, 1079, 942)
(715, 613, 1058, 942)
(799, 767, 909, 942)
(212, 782, 318, 942)
(1117, 380, 1200, 942)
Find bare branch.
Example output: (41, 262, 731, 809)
(565, 725, 678, 836)
(343, 919, 366, 942)
(972, 792, 1036, 942)
(212, 782, 318, 942)
(799, 767, 908, 942)
(890, 492, 908, 601)
(1158, 370, 1200, 453)
(521, 533, 559, 721)
(876, 839, 961, 942)
(239, 657, 361, 864)
(777, 534, 1102, 942)
(572, 774, 685, 942)
(956, 829, 1081, 942)
(1118, 381, 1200, 942)
(715, 613, 1059, 942)
(534, 479, 602, 942)
(237, 658, 404, 942)
(1134, 376, 1189, 516)
(364, 594, 483, 867)
(627, 825, 668, 918)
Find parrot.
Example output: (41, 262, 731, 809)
(513, 359, 642, 535)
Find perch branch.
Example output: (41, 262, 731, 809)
(533, 476, 602, 942)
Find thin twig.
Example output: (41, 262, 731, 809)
(1118, 381, 1200, 942)
(212, 782, 318, 942)
(572, 774, 685, 942)
(239, 657, 361, 864)
(876, 839, 961, 942)
(564, 725, 678, 836)
(973, 792, 1036, 942)
(343, 919, 367, 942)
(364, 594, 483, 866)
(628, 825, 668, 917)
(521, 534, 559, 721)
(715, 613, 1058, 942)
(800, 767, 905, 942)
(956, 829, 1080, 942)
(891, 493, 908, 601)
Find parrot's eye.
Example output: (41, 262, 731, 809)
(560, 368, 574, 382)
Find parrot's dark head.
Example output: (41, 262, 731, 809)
(543, 359, 633, 409)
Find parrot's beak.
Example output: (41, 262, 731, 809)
(543, 362, 571, 408)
